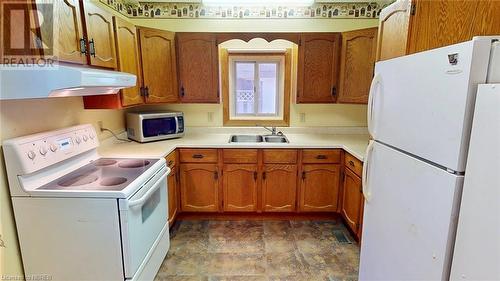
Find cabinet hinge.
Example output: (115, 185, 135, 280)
(410, 3, 416, 15)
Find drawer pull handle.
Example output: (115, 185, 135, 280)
(263, 171, 266, 180)
(349, 160, 355, 166)
(254, 171, 258, 181)
(192, 154, 204, 159)
(302, 171, 306, 180)
(167, 160, 174, 167)
(316, 155, 327, 159)
(214, 171, 218, 180)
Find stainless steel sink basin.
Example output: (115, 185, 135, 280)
(264, 135, 289, 143)
(229, 135, 264, 143)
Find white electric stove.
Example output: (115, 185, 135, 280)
(3, 124, 170, 281)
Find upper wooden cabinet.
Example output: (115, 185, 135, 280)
(297, 33, 340, 103)
(377, 0, 500, 61)
(338, 28, 378, 104)
(299, 164, 341, 212)
(49, 0, 86, 64)
(222, 164, 258, 212)
(81, 1, 117, 68)
(176, 33, 220, 103)
(113, 17, 142, 107)
(139, 28, 178, 103)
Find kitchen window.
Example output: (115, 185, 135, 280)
(221, 49, 291, 126)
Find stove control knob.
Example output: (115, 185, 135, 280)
(39, 146, 48, 156)
(50, 143, 58, 152)
(75, 136, 82, 144)
(27, 150, 36, 160)
(83, 135, 88, 142)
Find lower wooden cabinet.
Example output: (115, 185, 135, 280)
(341, 167, 363, 235)
(262, 164, 297, 212)
(179, 163, 219, 212)
(299, 164, 341, 212)
(167, 165, 179, 226)
(223, 164, 258, 212)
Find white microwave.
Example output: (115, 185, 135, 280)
(127, 111, 184, 143)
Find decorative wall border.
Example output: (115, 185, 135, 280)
(100, 0, 385, 19)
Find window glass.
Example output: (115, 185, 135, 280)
(235, 62, 255, 115)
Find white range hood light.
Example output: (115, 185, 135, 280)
(202, 0, 314, 6)
(0, 64, 136, 100)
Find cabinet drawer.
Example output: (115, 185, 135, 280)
(302, 149, 341, 164)
(222, 149, 258, 163)
(165, 150, 177, 168)
(263, 149, 298, 164)
(179, 149, 218, 163)
(344, 153, 363, 177)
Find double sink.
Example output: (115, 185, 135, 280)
(229, 134, 289, 143)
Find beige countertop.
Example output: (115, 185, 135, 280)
(99, 127, 370, 162)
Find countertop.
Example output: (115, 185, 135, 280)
(98, 127, 370, 162)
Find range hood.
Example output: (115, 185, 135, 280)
(0, 64, 136, 100)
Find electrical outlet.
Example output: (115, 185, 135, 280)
(98, 121, 104, 132)
(300, 113, 306, 123)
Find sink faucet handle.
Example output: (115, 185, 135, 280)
(262, 126, 277, 135)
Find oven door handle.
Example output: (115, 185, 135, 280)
(128, 172, 168, 208)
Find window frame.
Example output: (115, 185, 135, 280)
(221, 49, 291, 127)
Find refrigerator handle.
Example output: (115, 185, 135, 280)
(362, 140, 375, 202)
(367, 73, 381, 138)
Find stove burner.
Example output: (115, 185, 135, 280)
(58, 169, 99, 187)
(92, 159, 117, 166)
(100, 177, 127, 186)
(118, 160, 150, 168)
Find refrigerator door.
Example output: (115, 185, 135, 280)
(368, 37, 499, 172)
(450, 84, 500, 280)
(359, 141, 463, 281)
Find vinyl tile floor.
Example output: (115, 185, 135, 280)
(154, 219, 360, 281)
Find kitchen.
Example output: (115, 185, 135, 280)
(0, 0, 499, 280)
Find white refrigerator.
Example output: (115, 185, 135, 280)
(359, 37, 500, 281)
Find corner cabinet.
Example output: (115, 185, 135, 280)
(338, 28, 378, 104)
(377, 0, 500, 61)
(176, 33, 220, 103)
(139, 28, 178, 104)
(296, 33, 340, 103)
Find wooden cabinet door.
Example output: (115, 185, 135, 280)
(113, 17, 143, 107)
(341, 168, 363, 235)
(338, 28, 378, 104)
(46, 0, 86, 64)
(376, 0, 412, 61)
(262, 165, 297, 212)
(176, 33, 219, 103)
(223, 164, 258, 212)
(470, 1, 500, 37)
(139, 28, 178, 103)
(180, 163, 219, 212)
(297, 33, 340, 103)
(299, 164, 340, 212)
(82, 1, 117, 68)
(167, 166, 178, 227)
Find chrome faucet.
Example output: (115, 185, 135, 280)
(263, 126, 277, 135)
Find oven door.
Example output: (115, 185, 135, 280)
(119, 166, 169, 279)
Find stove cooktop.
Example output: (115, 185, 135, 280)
(38, 158, 159, 191)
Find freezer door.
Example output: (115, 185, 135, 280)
(368, 37, 498, 172)
(359, 141, 463, 281)
(450, 84, 500, 280)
